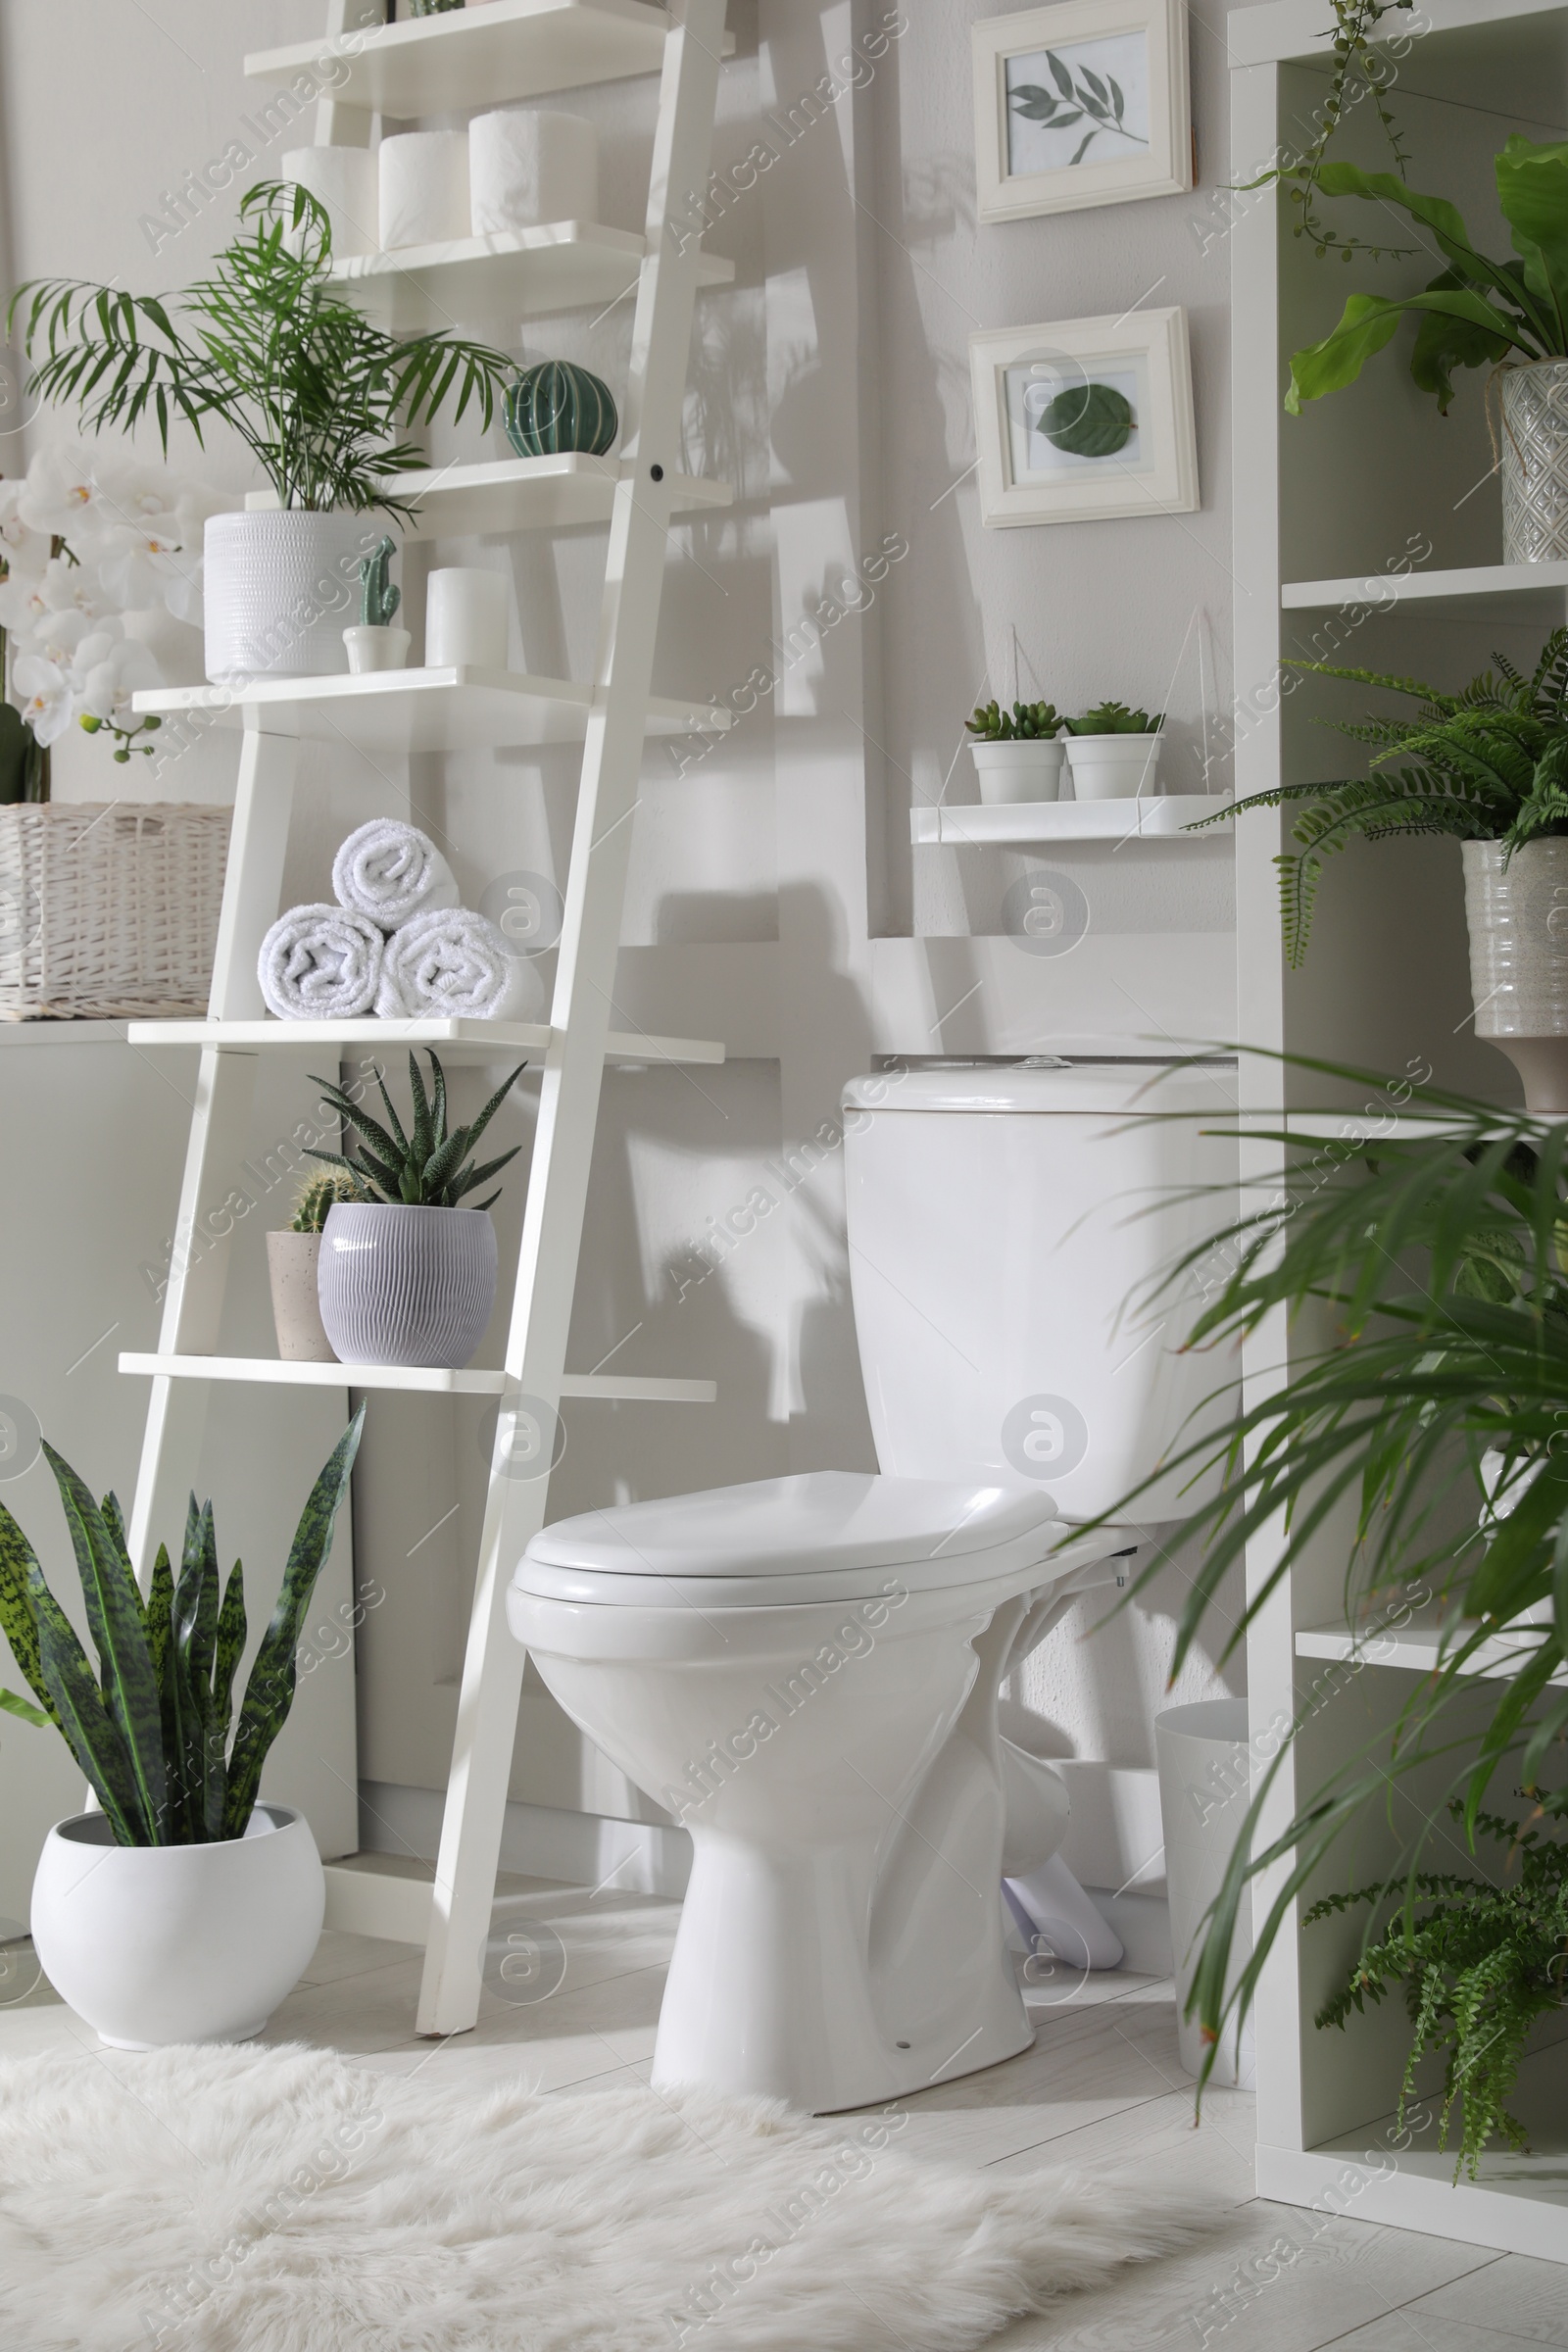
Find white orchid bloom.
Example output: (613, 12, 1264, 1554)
(26, 605, 106, 671)
(0, 569, 51, 632)
(37, 552, 107, 621)
(0, 482, 49, 580)
(11, 653, 75, 747)
(76, 637, 162, 726)
(96, 515, 187, 610)
(19, 441, 133, 538)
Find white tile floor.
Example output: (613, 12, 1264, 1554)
(5, 1880, 1559, 2351)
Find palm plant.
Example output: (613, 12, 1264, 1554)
(1091, 1057, 1568, 2118)
(1195, 628, 1568, 963)
(0, 1410, 362, 1843)
(10, 184, 513, 523)
(307, 1050, 525, 1210)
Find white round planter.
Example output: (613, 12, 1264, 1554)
(318, 1200, 499, 1369)
(30, 1805, 323, 2049)
(343, 624, 412, 674)
(1461, 838, 1568, 1112)
(1064, 732, 1163, 801)
(969, 738, 1065, 806)
(204, 511, 388, 684)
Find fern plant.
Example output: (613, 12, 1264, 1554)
(1309, 1800, 1568, 2180)
(307, 1050, 525, 1211)
(0, 1411, 362, 1843)
(1192, 627, 1568, 963)
(10, 184, 513, 522)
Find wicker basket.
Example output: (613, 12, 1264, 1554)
(0, 803, 230, 1019)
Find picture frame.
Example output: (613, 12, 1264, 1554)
(968, 308, 1199, 529)
(972, 0, 1192, 224)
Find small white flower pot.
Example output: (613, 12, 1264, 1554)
(1064, 732, 1164, 800)
(204, 511, 387, 684)
(267, 1230, 337, 1362)
(29, 1805, 323, 2049)
(969, 738, 1065, 806)
(318, 1200, 499, 1370)
(343, 624, 413, 674)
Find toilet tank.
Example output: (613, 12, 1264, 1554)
(842, 1061, 1240, 1522)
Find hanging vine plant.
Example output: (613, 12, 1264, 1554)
(1240, 0, 1419, 264)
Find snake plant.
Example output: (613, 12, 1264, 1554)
(306, 1050, 525, 1211)
(0, 1410, 362, 1843)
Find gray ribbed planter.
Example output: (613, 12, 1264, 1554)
(1500, 361, 1568, 564)
(317, 1201, 498, 1369)
(1462, 838, 1568, 1111)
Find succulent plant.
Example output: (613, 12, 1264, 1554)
(306, 1049, 526, 1212)
(290, 1167, 365, 1234)
(359, 534, 401, 629)
(1065, 702, 1163, 735)
(966, 698, 1061, 742)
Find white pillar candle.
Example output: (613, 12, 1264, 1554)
(280, 147, 378, 258)
(468, 110, 598, 235)
(426, 568, 509, 669)
(379, 130, 471, 250)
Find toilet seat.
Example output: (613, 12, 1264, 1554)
(517, 1470, 1079, 1609)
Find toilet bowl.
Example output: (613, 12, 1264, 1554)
(511, 1058, 1237, 2112)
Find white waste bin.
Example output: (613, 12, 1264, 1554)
(1154, 1698, 1256, 2087)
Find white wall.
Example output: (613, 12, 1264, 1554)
(0, 0, 1252, 1892)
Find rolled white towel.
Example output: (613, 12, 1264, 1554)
(374, 906, 545, 1022)
(332, 819, 460, 933)
(259, 904, 383, 1020)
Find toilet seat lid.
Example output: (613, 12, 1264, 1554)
(515, 1471, 1068, 1608)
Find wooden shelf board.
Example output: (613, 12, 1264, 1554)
(132, 667, 730, 751)
(120, 1353, 715, 1403)
(1282, 561, 1568, 623)
(248, 1, 733, 119)
(910, 796, 1233, 847)
(125, 1019, 724, 1066)
(1296, 1607, 1564, 1686)
(247, 458, 732, 542)
(325, 223, 732, 332)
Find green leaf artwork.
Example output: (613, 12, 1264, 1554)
(1009, 50, 1149, 170)
(1034, 382, 1135, 459)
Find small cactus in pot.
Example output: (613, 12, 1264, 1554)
(343, 534, 411, 674)
(268, 1168, 366, 1364)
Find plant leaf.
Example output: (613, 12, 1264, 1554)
(0, 1499, 59, 1726)
(42, 1443, 166, 1842)
(29, 1566, 144, 1843)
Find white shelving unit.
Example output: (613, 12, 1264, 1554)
(1232, 0, 1568, 2263)
(249, 453, 732, 540)
(910, 795, 1231, 847)
(122, 0, 733, 2033)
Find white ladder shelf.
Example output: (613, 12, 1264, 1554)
(123, 0, 730, 2035)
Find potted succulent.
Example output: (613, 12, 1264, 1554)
(11, 183, 513, 682)
(343, 536, 411, 675)
(308, 1050, 525, 1369)
(1063, 702, 1164, 800)
(268, 1168, 365, 1362)
(1201, 629, 1568, 1111)
(4, 1412, 362, 2046)
(964, 699, 1064, 805)
(1283, 135, 1568, 562)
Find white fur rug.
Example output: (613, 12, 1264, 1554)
(0, 2043, 1211, 2351)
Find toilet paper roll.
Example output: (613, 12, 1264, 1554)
(426, 568, 509, 669)
(280, 146, 379, 259)
(469, 109, 598, 235)
(379, 130, 471, 251)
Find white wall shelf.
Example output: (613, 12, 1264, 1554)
(249, 456, 732, 541)
(248, 1, 714, 119)
(133, 669, 729, 751)
(326, 224, 732, 333)
(1283, 561, 1568, 623)
(910, 796, 1232, 847)
(120, 1353, 716, 1404)
(126, 1018, 725, 1065)
(1296, 1609, 1562, 1688)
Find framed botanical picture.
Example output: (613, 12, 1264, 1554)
(972, 0, 1192, 223)
(968, 308, 1199, 528)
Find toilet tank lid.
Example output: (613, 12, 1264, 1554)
(842, 1060, 1239, 1116)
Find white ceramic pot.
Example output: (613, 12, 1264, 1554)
(318, 1200, 499, 1369)
(343, 624, 413, 674)
(969, 738, 1065, 806)
(1064, 732, 1164, 801)
(1477, 1449, 1555, 1628)
(1461, 838, 1568, 1111)
(30, 1804, 323, 2049)
(267, 1230, 337, 1362)
(204, 511, 386, 684)
(1154, 1699, 1255, 2088)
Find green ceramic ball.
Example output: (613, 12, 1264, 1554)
(504, 362, 619, 460)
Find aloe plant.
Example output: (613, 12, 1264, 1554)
(306, 1050, 525, 1211)
(0, 1410, 362, 1843)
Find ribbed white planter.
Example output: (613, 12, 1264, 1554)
(204, 512, 387, 684)
(1064, 733, 1163, 800)
(1500, 361, 1568, 564)
(318, 1200, 499, 1369)
(969, 738, 1065, 805)
(30, 1805, 323, 2049)
(1461, 838, 1568, 1111)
